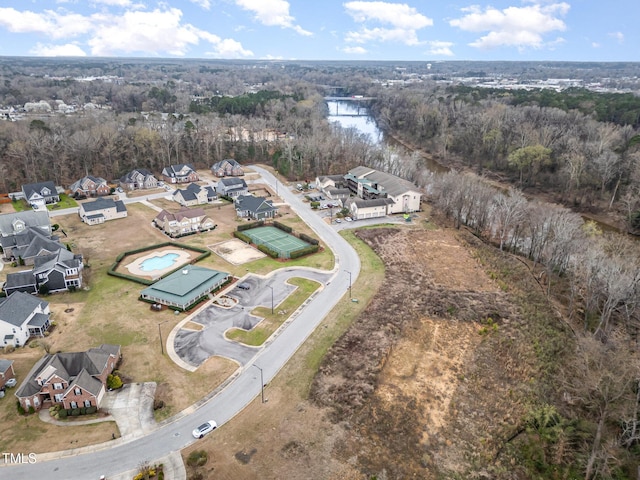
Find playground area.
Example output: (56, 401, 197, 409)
(243, 226, 311, 258)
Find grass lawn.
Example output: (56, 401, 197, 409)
(47, 194, 78, 211)
(225, 278, 322, 345)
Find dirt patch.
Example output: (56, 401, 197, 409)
(210, 239, 266, 265)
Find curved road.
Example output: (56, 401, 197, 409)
(3, 166, 361, 479)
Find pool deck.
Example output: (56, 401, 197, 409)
(124, 248, 195, 278)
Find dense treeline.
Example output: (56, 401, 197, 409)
(189, 90, 298, 116)
(369, 84, 640, 233)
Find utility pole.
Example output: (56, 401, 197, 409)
(345, 270, 352, 299)
(252, 364, 265, 403)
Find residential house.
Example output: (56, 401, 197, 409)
(14, 344, 121, 412)
(0, 359, 15, 389)
(140, 266, 229, 310)
(235, 194, 278, 220)
(3, 248, 83, 296)
(119, 169, 158, 191)
(68, 176, 110, 198)
(78, 197, 127, 225)
(215, 177, 248, 198)
(22, 181, 60, 208)
(0, 226, 66, 265)
(172, 183, 217, 207)
(345, 197, 395, 220)
(0, 211, 51, 238)
(211, 159, 244, 177)
(161, 164, 199, 184)
(315, 174, 351, 202)
(153, 208, 216, 237)
(0, 292, 51, 348)
(344, 166, 422, 214)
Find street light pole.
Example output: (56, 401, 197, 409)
(345, 270, 352, 299)
(267, 285, 274, 314)
(252, 364, 265, 403)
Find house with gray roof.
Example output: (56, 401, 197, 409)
(21, 181, 60, 208)
(78, 197, 127, 225)
(235, 194, 278, 220)
(161, 164, 199, 184)
(69, 175, 110, 198)
(215, 177, 248, 198)
(211, 159, 244, 177)
(3, 248, 83, 296)
(0, 358, 16, 390)
(153, 207, 216, 237)
(0, 226, 66, 265)
(172, 183, 217, 207)
(0, 291, 51, 348)
(140, 265, 229, 311)
(119, 168, 158, 191)
(345, 197, 395, 220)
(345, 166, 422, 214)
(0, 211, 51, 238)
(15, 344, 120, 412)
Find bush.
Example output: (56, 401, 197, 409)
(298, 233, 319, 245)
(310, 201, 320, 209)
(237, 220, 264, 231)
(107, 374, 123, 390)
(187, 450, 209, 467)
(28, 406, 35, 415)
(71, 408, 81, 416)
(16, 401, 25, 415)
(80, 407, 87, 415)
(257, 244, 279, 258)
(57, 409, 67, 419)
(289, 245, 320, 259)
(86, 406, 97, 415)
(233, 231, 251, 244)
(273, 221, 292, 233)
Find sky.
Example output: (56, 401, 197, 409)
(0, 0, 637, 62)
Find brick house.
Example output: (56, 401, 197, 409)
(161, 164, 199, 184)
(211, 159, 244, 177)
(0, 359, 15, 389)
(15, 344, 121, 412)
(68, 176, 110, 198)
(119, 169, 158, 191)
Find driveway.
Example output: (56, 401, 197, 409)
(101, 382, 157, 438)
(173, 268, 330, 368)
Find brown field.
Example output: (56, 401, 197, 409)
(181, 213, 560, 479)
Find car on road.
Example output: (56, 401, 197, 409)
(237, 283, 250, 290)
(192, 420, 217, 439)
(4, 378, 17, 388)
(345, 217, 353, 222)
(335, 218, 342, 223)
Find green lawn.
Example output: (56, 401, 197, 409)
(47, 194, 78, 211)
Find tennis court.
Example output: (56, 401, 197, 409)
(243, 226, 311, 258)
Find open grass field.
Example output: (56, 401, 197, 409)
(0, 184, 334, 451)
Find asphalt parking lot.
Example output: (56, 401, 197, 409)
(173, 268, 330, 368)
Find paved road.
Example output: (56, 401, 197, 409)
(2, 167, 360, 479)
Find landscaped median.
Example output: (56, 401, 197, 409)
(225, 277, 322, 346)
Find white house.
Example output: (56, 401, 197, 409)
(344, 166, 422, 214)
(0, 291, 51, 348)
(345, 198, 395, 220)
(78, 197, 128, 225)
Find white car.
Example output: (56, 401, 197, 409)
(192, 420, 217, 439)
(345, 217, 353, 222)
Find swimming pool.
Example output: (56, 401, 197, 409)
(139, 253, 180, 272)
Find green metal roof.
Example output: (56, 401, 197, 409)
(140, 265, 229, 306)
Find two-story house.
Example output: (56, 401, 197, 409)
(21, 181, 60, 209)
(161, 164, 199, 184)
(15, 344, 121, 412)
(153, 208, 215, 237)
(0, 211, 51, 239)
(68, 176, 111, 198)
(0, 226, 66, 265)
(0, 291, 51, 348)
(172, 183, 217, 207)
(344, 166, 422, 214)
(78, 197, 128, 225)
(211, 159, 244, 177)
(0, 359, 15, 390)
(215, 177, 248, 198)
(119, 169, 158, 191)
(3, 248, 83, 296)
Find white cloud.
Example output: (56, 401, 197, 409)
(609, 31, 624, 44)
(343, 1, 432, 47)
(0, 8, 93, 39)
(342, 45, 368, 54)
(235, 0, 312, 36)
(207, 38, 254, 57)
(425, 41, 454, 57)
(449, 2, 569, 50)
(90, 0, 132, 6)
(189, 0, 211, 9)
(30, 43, 87, 56)
(344, 1, 432, 29)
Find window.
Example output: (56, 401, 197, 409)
(84, 399, 92, 407)
(54, 394, 64, 402)
(34, 397, 40, 407)
(74, 387, 81, 395)
(54, 383, 63, 390)
(70, 401, 77, 409)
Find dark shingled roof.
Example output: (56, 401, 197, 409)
(0, 291, 47, 327)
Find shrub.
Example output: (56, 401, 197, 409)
(233, 231, 251, 243)
(86, 406, 97, 415)
(28, 406, 35, 415)
(257, 244, 279, 258)
(298, 233, 319, 245)
(107, 374, 123, 390)
(16, 401, 25, 415)
(187, 450, 209, 467)
(237, 220, 264, 231)
(310, 201, 320, 209)
(57, 409, 67, 419)
(273, 221, 292, 233)
(80, 407, 87, 415)
(289, 245, 320, 259)
(71, 408, 81, 416)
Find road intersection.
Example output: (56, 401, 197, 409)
(2, 167, 361, 479)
